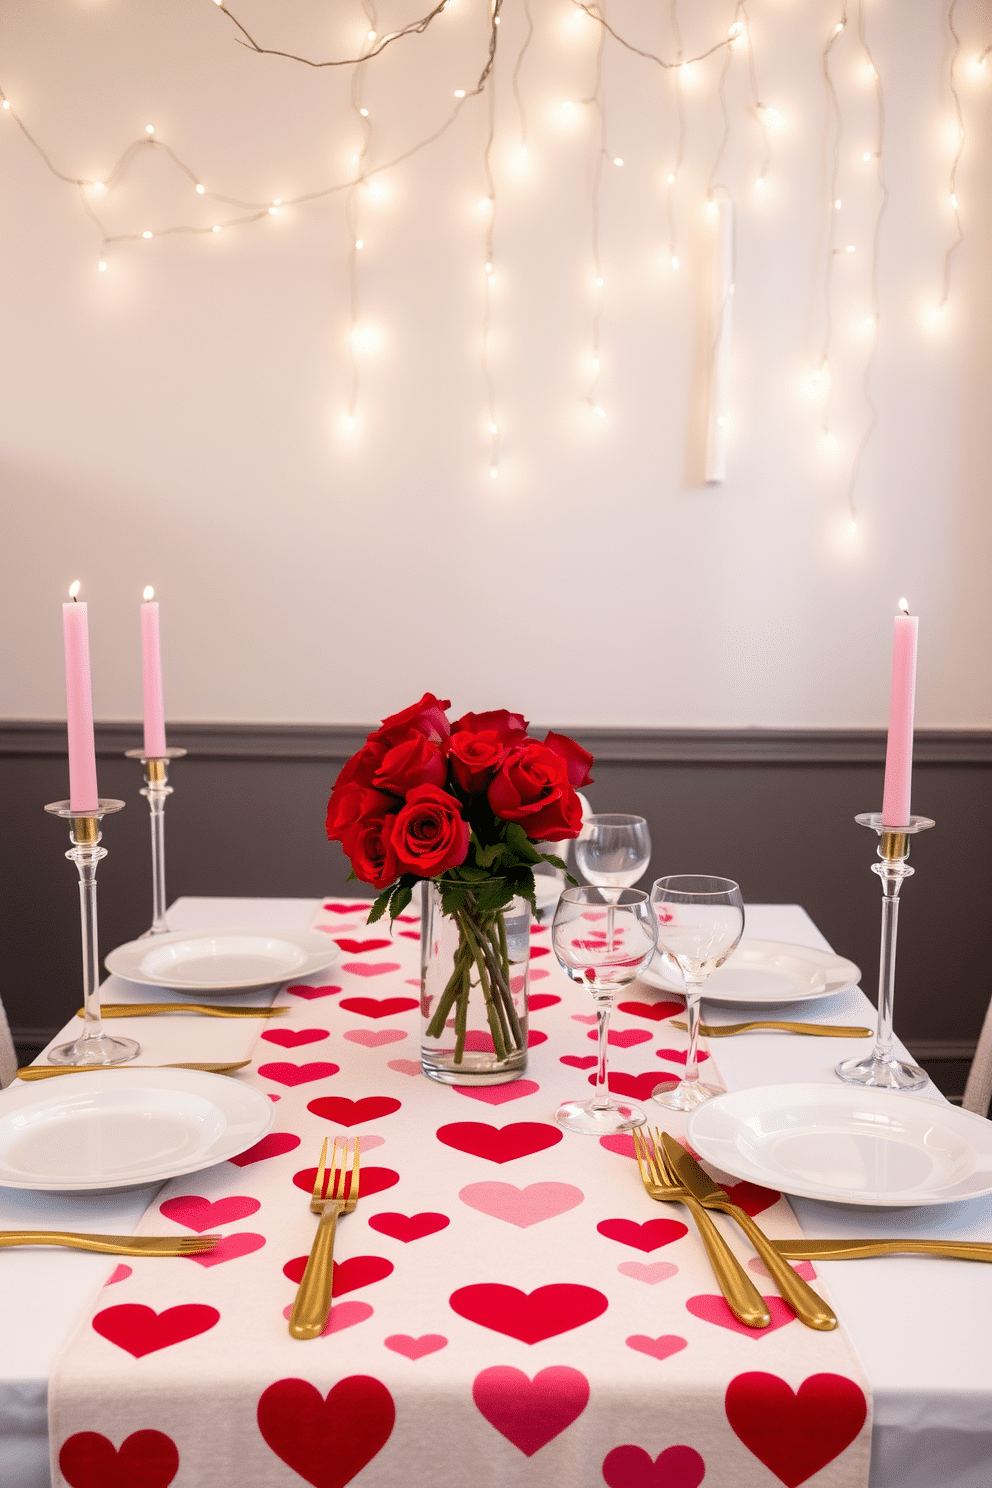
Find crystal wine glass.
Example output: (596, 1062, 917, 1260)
(575, 814, 652, 893)
(650, 875, 744, 1112)
(552, 885, 658, 1134)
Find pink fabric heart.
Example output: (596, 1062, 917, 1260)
(586, 1027, 652, 1048)
(279, 1300, 373, 1336)
(598, 1134, 638, 1159)
(749, 1256, 817, 1282)
(617, 1261, 679, 1284)
(459, 1181, 584, 1228)
(104, 1264, 132, 1286)
(571, 1014, 598, 1025)
(344, 1028, 407, 1047)
(342, 961, 401, 977)
(183, 1232, 265, 1268)
(472, 1365, 589, 1457)
(454, 1080, 540, 1106)
(685, 1293, 796, 1337)
(625, 1334, 688, 1362)
(387, 1058, 422, 1075)
(384, 1333, 448, 1360)
(529, 969, 550, 981)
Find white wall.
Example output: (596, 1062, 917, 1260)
(1, 0, 989, 728)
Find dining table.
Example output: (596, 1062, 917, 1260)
(2, 895, 991, 1488)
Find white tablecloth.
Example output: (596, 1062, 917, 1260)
(2, 899, 991, 1488)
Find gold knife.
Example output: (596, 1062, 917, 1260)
(660, 1132, 837, 1331)
(670, 1019, 872, 1038)
(78, 1003, 286, 1018)
(0, 1231, 220, 1256)
(17, 1060, 251, 1080)
(775, 1238, 992, 1262)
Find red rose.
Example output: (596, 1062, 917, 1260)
(341, 813, 400, 889)
(542, 730, 594, 788)
(391, 785, 470, 876)
(447, 730, 511, 794)
(326, 783, 394, 843)
(372, 692, 451, 746)
(451, 708, 529, 741)
(372, 735, 448, 796)
(333, 737, 391, 791)
(488, 742, 584, 841)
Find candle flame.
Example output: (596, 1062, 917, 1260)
(898, 597, 910, 614)
(143, 585, 155, 601)
(68, 580, 81, 599)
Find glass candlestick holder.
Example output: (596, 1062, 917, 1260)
(125, 747, 186, 935)
(44, 798, 139, 1066)
(837, 811, 935, 1092)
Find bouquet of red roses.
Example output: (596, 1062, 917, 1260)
(326, 693, 593, 1064)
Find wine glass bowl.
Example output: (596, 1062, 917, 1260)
(575, 814, 651, 891)
(552, 886, 657, 1134)
(650, 875, 744, 1112)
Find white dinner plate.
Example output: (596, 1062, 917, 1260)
(687, 1083, 992, 1207)
(0, 1068, 274, 1192)
(639, 938, 860, 1006)
(106, 927, 340, 994)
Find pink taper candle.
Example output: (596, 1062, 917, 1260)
(881, 602, 919, 828)
(141, 588, 167, 759)
(63, 585, 99, 813)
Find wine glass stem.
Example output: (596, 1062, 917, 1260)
(684, 981, 703, 1086)
(591, 997, 614, 1109)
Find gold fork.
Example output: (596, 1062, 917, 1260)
(0, 1232, 220, 1257)
(288, 1137, 360, 1341)
(632, 1127, 770, 1329)
(670, 1018, 872, 1038)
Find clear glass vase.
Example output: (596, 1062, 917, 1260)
(420, 881, 530, 1085)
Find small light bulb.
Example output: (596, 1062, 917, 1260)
(591, 355, 600, 371)
(519, 144, 528, 159)
(356, 238, 364, 250)
(214, 0, 223, 6)
(593, 404, 606, 419)
(595, 276, 604, 287)
(69, 581, 81, 599)
(93, 181, 105, 191)
(671, 254, 680, 269)
(360, 108, 369, 117)
(196, 183, 205, 194)
(145, 124, 155, 135)
(142, 230, 153, 238)
(835, 20, 845, 33)
(950, 193, 958, 208)
(273, 199, 281, 205)
(756, 175, 765, 187)
(863, 150, 872, 161)
(1, 100, 9, 110)
(867, 62, 876, 76)
(708, 201, 719, 216)
(494, 12, 500, 22)
(454, 89, 466, 98)
(212, 224, 221, 233)
(477, 197, 491, 210)
(352, 155, 360, 164)
(826, 432, 838, 449)
(143, 586, 155, 601)
(846, 244, 855, 253)
(728, 20, 744, 37)
(865, 315, 874, 326)
(489, 465, 498, 479)
(848, 518, 857, 535)
(98, 259, 107, 271)
(716, 415, 726, 427)
(489, 421, 498, 435)
(929, 307, 941, 322)
(979, 54, 987, 68)
(485, 261, 493, 274)
(269, 205, 279, 215)
(667, 172, 675, 184)
(344, 415, 356, 433)
(834, 198, 842, 209)
(367, 29, 377, 40)
(613, 156, 624, 167)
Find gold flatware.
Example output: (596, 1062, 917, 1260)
(775, 1238, 992, 1262)
(79, 1003, 286, 1019)
(17, 1060, 251, 1081)
(0, 1231, 220, 1257)
(660, 1131, 836, 1331)
(670, 1019, 873, 1038)
(289, 1137, 360, 1341)
(632, 1127, 770, 1329)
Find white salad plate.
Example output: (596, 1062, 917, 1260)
(687, 1083, 992, 1207)
(640, 938, 860, 1007)
(0, 1068, 274, 1192)
(106, 927, 340, 994)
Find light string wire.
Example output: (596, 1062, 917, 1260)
(511, 0, 534, 156)
(218, 0, 449, 70)
(665, 0, 685, 272)
(482, 6, 500, 478)
(813, 7, 848, 450)
(741, 3, 772, 186)
(583, 9, 608, 419)
(344, 7, 377, 432)
(934, 0, 965, 317)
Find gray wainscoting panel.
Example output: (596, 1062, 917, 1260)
(3, 722, 990, 1095)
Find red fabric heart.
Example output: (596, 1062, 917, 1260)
(685, 1294, 796, 1338)
(472, 1365, 589, 1456)
(342, 962, 402, 978)
(449, 1282, 608, 1342)
(229, 1131, 301, 1166)
(306, 1095, 402, 1126)
(257, 1375, 395, 1488)
(398, 930, 420, 939)
(588, 1071, 667, 1102)
(528, 993, 561, 1011)
(334, 938, 393, 953)
(92, 1303, 220, 1358)
(60, 1430, 179, 1488)
(529, 945, 550, 958)
(436, 1121, 563, 1164)
(725, 1372, 868, 1487)
(617, 1000, 685, 1022)
(280, 1300, 373, 1337)
(602, 1443, 706, 1488)
(183, 1232, 266, 1268)
(261, 1028, 330, 1048)
(656, 1048, 710, 1066)
(384, 1333, 448, 1359)
(561, 1054, 599, 1070)
(722, 1180, 780, 1216)
(454, 1080, 540, 1106)
(368, 1211, 450, 1243)
(338, 996, 418, 1019)
(587, 1027, 653, 1048)
(456, 1031, 545, 1054)
(159, 1195, 260, 1232)
(322, 902, 373, 913)
(293, 1165, 398, 1197)
(286, 984, 342, 1000)
(596, 1218, 688, 1252)
(625, 1335, 688, 1363)
(258, 1062, 339, 1086)
(281, 1254, 394, 1294)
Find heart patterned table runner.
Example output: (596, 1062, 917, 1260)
(49, 896, 871, 1488)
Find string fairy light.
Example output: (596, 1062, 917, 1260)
(341, 2, 379, 435)
(665, 0, 685, 273)
(510, 0, 535, 158)
(931, 0, 965, 322)
(583, 7, 609, 423)
(481, 11, 500, 480)
(810, 7, 848, 452)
